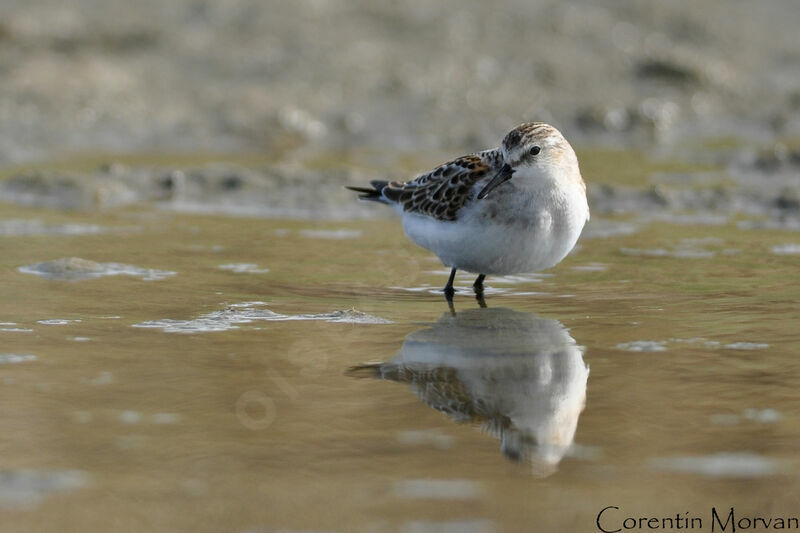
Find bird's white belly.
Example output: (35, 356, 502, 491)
(402, 201, 585, 276)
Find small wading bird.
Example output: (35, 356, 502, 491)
(347, 122, 589, 304)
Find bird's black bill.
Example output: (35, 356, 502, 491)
(477, 163, 515, 199)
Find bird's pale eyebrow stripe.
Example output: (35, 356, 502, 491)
(502, 122, 554, 150)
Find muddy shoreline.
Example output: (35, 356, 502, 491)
(0, 1, 798, 226)
(1, 145, 797, 230)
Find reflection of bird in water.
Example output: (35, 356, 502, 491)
(348, 307, 588, 477)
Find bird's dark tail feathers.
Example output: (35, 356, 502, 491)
(344, 362, 385, 379)
(345, 180, 389, 203)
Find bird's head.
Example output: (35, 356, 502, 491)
(478, 122, 582, 199)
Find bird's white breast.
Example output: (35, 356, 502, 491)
(402, 179, 588, 275)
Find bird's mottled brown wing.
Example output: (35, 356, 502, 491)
(346, 362, 489, 423)
(380, 149, 503, 221)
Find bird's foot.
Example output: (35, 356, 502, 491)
(443, 283, 456, 315)
(472, 274, 487, 307)
(443, 285, 455, 300)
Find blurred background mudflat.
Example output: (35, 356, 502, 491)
(0, 0, 798, 164)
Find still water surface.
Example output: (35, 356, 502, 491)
(1, 169, 799, 531)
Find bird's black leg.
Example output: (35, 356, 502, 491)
(473, 274, 487, 308)
(443, 268, 457, 302)
(473, 274, 486, 294)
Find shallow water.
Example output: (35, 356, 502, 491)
(1, 154, 800, 532)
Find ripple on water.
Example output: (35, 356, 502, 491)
(571, 262, 608, 272)
(710, 408, 782, 426)
(217, 263, 270, 274)
(398, 271, 552, 296)
(398, 520, 496, 533)
(617, 341, 668, 352)
(621, 238, 723, 259)
(619, 337, 769, 352)
(393, 479, 484, 500)
(119, 411, 142, 424)
(37, 319, 82, 325)
(0, 470, 89, 509)
(620, 247, 715, 259)
(186, 244, 225, 253)
(152, 413, 181, 425)
(772, 243, 800, 255)
(0, 322, 33, 333)
(0, 219, 105, 236)
(490, 273, 553, 284)
(723, 342, 769, 350)
(19, 257, 176, 281)
(649, 452, 782, 478)
(580, 219, 638, 240)
(620, 247, 670, 257)
(739, 218, 800, 232)
(742, 408, 781, 423)
(299, 229, 362, 239)
(391, 285, 513, 297)
(422, 270, 553, 286)
(84, 371, 114, 386)
(0, 354, 37, 364)
(396, 429, 454, 450)
(642, 212, 729, 226)
(133, 302, 391, 333)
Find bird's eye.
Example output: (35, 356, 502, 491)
(529, 146, 541, 156)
